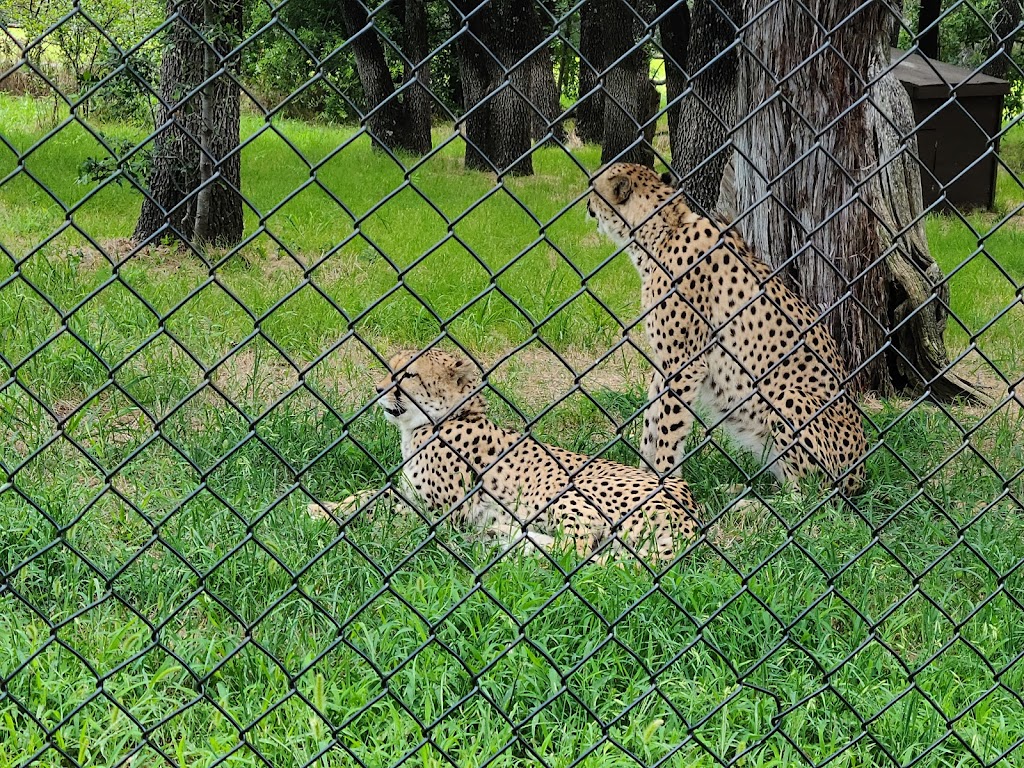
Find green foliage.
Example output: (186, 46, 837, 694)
(243, 0, 358, 121)
(900, 0, 1024, 118)
(77, 134, 152, 186)
(424, 0, 462, 117)
(0, 0, 162, 85)
(1005, 74, 1024, 121)
(241, 0, 464, 123)
(77, 44, 160, 124)
(0, 0, 579, 128)
(935, 0, 1006, 68)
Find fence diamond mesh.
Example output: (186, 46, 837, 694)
(2, 0, 1024, 766)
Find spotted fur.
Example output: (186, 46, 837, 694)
(376, 349, 701, 561)
(587, 162, 868, 494)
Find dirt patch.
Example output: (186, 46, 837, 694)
(33, 240, 1019, 425)
(27, 238, 203, 277)
(201, 339, 396, 416)
(301, 339, 390, 412)
(284, 339, 652, 415)
(483, 343, 650, 407)
(950, 349, 1017, 399)
(857, 348, 1015, 418)
(67, 238, 307, 276)
(652, 128, 671, 157)
(308, 246, 378, 286)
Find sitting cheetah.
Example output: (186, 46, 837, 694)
(587, 162, 867, 494)
(374, 348, 701, 562)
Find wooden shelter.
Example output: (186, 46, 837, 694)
(892, 48, 1010, 211)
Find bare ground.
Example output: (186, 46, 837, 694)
(12, 240, 1020, 424)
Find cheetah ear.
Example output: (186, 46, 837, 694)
(609, 174, 632, 205)
(660, 171, 677, 187)
(451, 357, 478, 389)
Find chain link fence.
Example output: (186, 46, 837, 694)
(2, 0, 1024, 766)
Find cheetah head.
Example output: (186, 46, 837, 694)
(587, 163, 695, 247)
(376, 349, 485, 430)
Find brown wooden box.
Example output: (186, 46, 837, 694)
(892, 48, 1010, 212)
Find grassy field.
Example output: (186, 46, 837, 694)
(3, 91, 1024, 767)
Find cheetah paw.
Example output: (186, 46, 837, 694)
(307, 489, 385, 521)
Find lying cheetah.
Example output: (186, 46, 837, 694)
(374, 348, 701, 562)
(587, 162, 867, 494)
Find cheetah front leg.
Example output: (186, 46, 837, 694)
(647, 362, 709, 477)
(642, 371, 664, 468)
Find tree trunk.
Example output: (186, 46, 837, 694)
(340, 0, 428, 155)
(868, 63, 988, 403)
(890, 0, 905, 47)
(669, 0, 741, 214)
(192, 0, 216, 244)
(731, 0, 890, 394)
(984, 0, 1022, 79)
(600, 0, 654, 167)
(727, 0, 984, 402)
(454, 0, 535, 176)
(530, 45, 566, 143)
(655, 0, 690, 157)
(576, 0, 605, 144)
(491, 67, 534, 176)
(457, 0, 493, 173)
(134, 0, 242, 248)
(918, 0, 941, 59)
(402, 0, 433, 155)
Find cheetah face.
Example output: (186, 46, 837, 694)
(588, 163, 682, 247)
(376, 349, 479, 430)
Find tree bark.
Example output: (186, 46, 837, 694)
(529, 45, 566, 143)
(454, 0, 535, 176)
(655, 0, 690, 157)
(731, 0, 890, 394)
(600, 0, 654, 167)
(526, 0, 565, 143)
(727, 0, 984, 402)
(984, 0, 1023, 79)
(918, 0, 941, 59)
(402, 0, 433, 155)
(339, 0, 428, 155)
(890, 0, 905, 48)
(192, 0, 216, 244)
(868, 62, 988, 403)
(457, 11, 495, 173)
(669, 0, 741, 214)
(134, 0, 242, 248)
(576, 0, 605, 144)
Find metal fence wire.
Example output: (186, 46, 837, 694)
(2, 0, 1024, 766)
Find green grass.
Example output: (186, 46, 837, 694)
(3, 92, 1024, 767)
(0, 94, 632, 368)
(928, 119, 1024, 381)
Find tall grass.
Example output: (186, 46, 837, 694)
(2, 93, 1024, 768)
